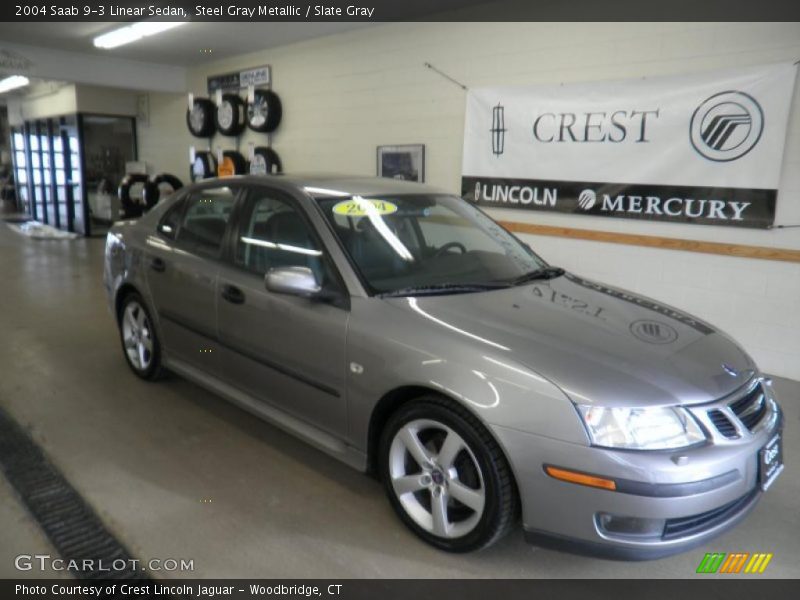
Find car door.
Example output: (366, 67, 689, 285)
(145, 184, 240, 372)
(215, 186, 350, 438)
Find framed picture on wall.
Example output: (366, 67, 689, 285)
(377, 144, 425, 182)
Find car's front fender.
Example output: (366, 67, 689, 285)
(344, 297, 591, 457)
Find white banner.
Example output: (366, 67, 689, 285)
(461, 63, 798, 228)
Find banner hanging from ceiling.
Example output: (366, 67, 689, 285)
(461, 63, 797, 229)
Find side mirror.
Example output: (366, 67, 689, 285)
(265, 266, 321, 297)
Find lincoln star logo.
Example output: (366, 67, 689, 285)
(690, 91, 764, 162)
(490, 103, 506, 156)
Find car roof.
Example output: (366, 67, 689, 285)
(191, 173, 451, 198)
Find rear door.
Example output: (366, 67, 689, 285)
(215, 186, 350, 437)
(145, 184, 240, 372)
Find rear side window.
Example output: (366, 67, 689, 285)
(177, 187, 236, 257)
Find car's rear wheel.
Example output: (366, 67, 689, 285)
(379, 396, 518, 552)
(119, 293, 164, 381)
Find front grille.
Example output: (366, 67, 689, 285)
(707, 409, 738, 438)
(729, 383, 768, 432)
(662, 490, 758, 540)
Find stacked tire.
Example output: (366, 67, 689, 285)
(119, 173, 183, 218)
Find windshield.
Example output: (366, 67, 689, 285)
(315, 194, 548, 295)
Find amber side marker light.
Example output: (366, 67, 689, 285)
(545, 465, 617, 491)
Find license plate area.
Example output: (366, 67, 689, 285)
(758, 433, 784, 491)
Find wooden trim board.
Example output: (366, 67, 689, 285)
(498, 221, 800, 264)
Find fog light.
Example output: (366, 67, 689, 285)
(596, 513, 665, 538)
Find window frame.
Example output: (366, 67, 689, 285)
(227, 185, 349, 301)
(162, 184, 244, 260)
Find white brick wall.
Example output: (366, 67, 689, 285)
(139, 21, 800, 379)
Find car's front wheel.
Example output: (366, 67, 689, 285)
(118, 293, 164, 381)
(379, 396, 518, 552)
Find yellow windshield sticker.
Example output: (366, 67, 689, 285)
(333, 199, 398, 217)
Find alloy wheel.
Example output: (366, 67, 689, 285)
(388, 418, 486, 539)
(122, 301, 154, 372)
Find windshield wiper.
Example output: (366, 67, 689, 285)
(378, 282, 509, 298)
(511, 266, 566, 285)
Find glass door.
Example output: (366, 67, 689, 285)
(37, 121, 58, 227)
(51, 130, 70, 231)
(8, 113, 130, 236)
(81, 114, 136, 236)
(26, 123, 46, 222)
(68, 121, 85, 235)
(10, 129, 30, 216)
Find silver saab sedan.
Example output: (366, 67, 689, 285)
(103, 175, 783, 557)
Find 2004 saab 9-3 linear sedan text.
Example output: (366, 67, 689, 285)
(103, 175, 784, 557)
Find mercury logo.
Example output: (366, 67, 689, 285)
(630, 320, 678, 345)
(690, 91, 764, 162)
(491, 103, 507, 156)
(577, 189, 596, 210)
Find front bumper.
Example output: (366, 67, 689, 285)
(493, 383, 783, 560)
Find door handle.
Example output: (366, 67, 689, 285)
(221, 284, 245, 305)
(150, 257, 166, 273)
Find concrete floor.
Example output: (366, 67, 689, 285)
(0, 219, 798, 579)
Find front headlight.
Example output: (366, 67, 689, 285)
(577, 405, 706, 450)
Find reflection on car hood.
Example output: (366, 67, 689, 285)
(389, 273, 757, 407)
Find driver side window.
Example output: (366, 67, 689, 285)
(235, 192, 340, 292)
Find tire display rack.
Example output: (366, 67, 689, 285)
(189, 64, 283, 182)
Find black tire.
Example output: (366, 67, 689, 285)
(249, 146, 283, 175)
(186, 98, 216, 137)
(143, 173, 183, 209)
(219, 150, 248, 176)
(215, 93, 246, 136)
(246, 89, 282, 133)
(379, 396, 518, 552)
(191, 151, 217, 182)
(117, 292, 165, 381)
(118, 173, 149, 218)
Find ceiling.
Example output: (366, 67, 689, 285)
(0, 22, 376, 66)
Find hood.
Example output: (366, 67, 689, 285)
(388, 273, 757, 407)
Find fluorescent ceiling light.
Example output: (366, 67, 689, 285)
(94, 22, 186, 49)
(0, 75, 30, 94)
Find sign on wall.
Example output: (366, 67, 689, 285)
(207, 65, 271, 92)
(461, 63, 798, 228)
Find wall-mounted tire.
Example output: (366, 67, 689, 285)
(118, 173, 150, 219)
(186, 98, 216, 137)
(247, 89, 282, 133)
(191, 152, 217, 182)
(218, 150, 248, 177)
(215, 94, 246, 136)
(143, 173, 183, 209)
(249, 146, 283, 175)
